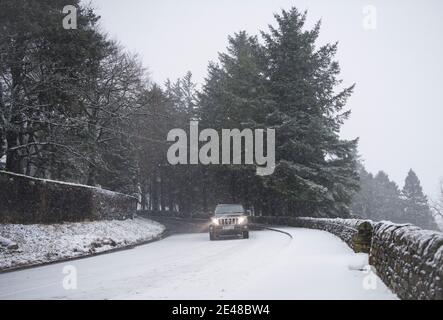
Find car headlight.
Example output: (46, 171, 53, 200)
(211, 218, 219, 225)
(237, 216, 247, 224)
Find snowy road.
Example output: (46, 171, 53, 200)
(0, 228, 397, 299)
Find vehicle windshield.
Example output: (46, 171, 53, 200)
(215, 204, 245, 215)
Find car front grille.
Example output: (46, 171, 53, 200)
(219, 217, 238, 225)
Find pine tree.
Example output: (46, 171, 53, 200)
(261, 8, 359, 216)
(200, 32, 271, 128)
(351, 161, 376, 219)
(401, 169, 438, 230)
(350, 164, 440, 230)
(198, 31, 272, 214)
(197, 9, 360, 217)
(372, 171, 404, 222)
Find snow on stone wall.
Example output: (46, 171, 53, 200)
(369, 221, 443, 300)
(0, 171, 137, 224)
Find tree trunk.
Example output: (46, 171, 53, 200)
(87, 163, 96, 186)
(0, 129, 4, 160)
(140, 178, 147, 210)
(167, 174, 174, 212)
(0, 82, 5, 159)
(151, 171, 159, 212)
(202, 178, 208, 214)
(5, 130, 22, 173)
(160, 166, 165, 211)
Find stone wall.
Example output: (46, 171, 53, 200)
(0, 171, 137, 224)
(369, 221, 443, 300)
(250, 216, 373, 253)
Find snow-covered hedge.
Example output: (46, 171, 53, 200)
(369, 221, 443, 300)
(0, 171, 137, 224)
(250, 216, 373, 253)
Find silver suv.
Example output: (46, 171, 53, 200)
(209, 204, 250, 240)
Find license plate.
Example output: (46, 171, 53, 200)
(222, 226, 235, 230)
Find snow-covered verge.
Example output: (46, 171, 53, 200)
(0, 217, 165, 271)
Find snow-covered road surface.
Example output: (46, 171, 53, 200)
(0, 228, 397, 299)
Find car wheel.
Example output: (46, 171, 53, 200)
(243, 231, 249, 239)
(210, 232, 215, 241)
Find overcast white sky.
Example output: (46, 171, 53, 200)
(88, 0, 443, 198)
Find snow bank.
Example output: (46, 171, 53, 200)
(0, 235, 18, 250)
(0, 217, 165, 271)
